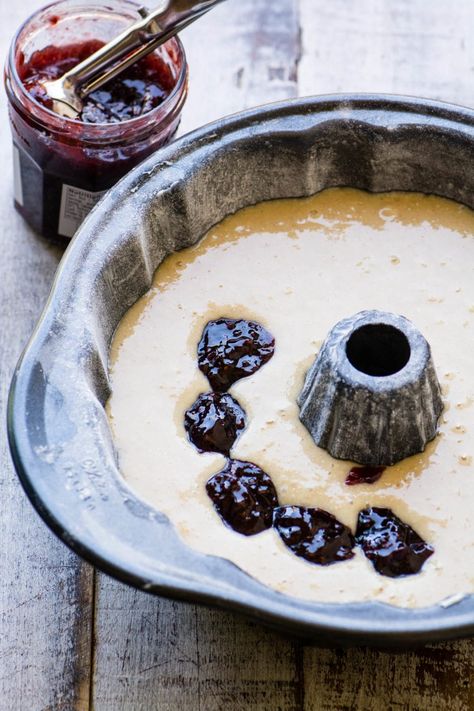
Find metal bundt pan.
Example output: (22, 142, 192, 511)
(7, 95, 474, 647)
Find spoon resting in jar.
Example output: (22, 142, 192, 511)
(42, 0, 226, 119)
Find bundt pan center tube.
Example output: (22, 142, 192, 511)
(7, 95, 474, 646)
(298, 310, 444, 466)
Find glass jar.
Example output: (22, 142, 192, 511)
(4, 0, 188, 243)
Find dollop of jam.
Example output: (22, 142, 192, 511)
(206, 459, 279, 535)
(273, 505, 355, 565)
(184, 392, 246, 455)
(198, 318, 275, 392)
(355, 507, 434, 577)
(345, 465, 386, 486)
(20, 40, 175, 123)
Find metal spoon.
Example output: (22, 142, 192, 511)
(42, 0, 226, 119)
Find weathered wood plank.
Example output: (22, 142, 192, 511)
(0, 7, 94, 709)
(91, 581, 201, 711)
(180, 0, 300, 134)
(92, 0, 301, 709)
(188, 607, 301, 711)
(93, 577, 301, 711)
(298, 0, 474, 106)
(303, 641, 474, 711)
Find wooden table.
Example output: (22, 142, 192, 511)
(1, 1, 474, 708)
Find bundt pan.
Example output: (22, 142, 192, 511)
(8, 95, 474, 647)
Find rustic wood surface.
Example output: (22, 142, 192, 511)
(1, 0, 473, 709)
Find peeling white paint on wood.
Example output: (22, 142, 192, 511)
(299, 0, 474, 105)
(179, 0, 300, 134)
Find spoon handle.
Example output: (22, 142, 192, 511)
(62, 0, 226, 99)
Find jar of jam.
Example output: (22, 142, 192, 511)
(5, 0, 188, 243)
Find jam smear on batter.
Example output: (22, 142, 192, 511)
(206, 459, 279, 535)
(198, 318, 275, 392)
(355, 507, 434, 577)
(345, 465, 386, 486)
(184, 391, 246, 455)
(20, 40, 175, 123)
(273, 505, 355, 565)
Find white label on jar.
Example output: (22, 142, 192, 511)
(58, 183, 107, 238)
(13, 145, 24, 207)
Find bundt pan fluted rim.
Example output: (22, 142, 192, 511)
(7, 95, 474, 647)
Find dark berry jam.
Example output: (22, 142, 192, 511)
(198, 318, 275, 392)
(6, 4, 187, 243)
(355, 507, 434, 577)
(273, 505, 355, 565)
(184, 392, 246, 455)
(20, 40, 175, 123)
(345, 466, 386, 486)
(206, 459, 279, 535)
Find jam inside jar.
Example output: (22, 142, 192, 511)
(4, 0, 188, 243)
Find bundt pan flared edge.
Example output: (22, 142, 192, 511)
(7, 95, 474, 647)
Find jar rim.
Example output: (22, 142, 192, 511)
(5, 0, 188, 140)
